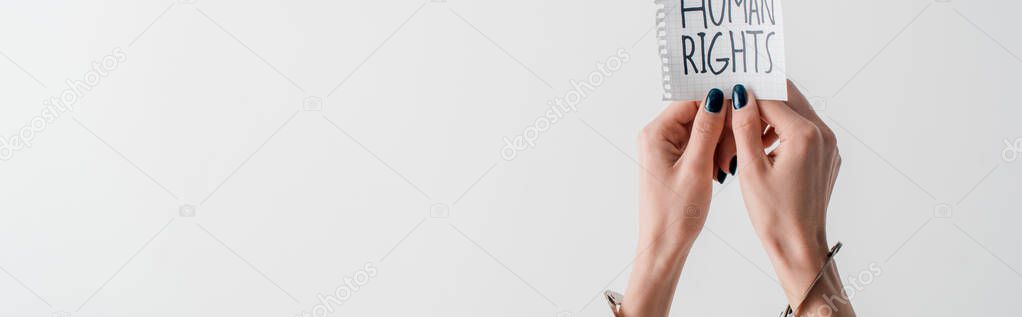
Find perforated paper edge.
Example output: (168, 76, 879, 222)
(655, 0, 673, 100)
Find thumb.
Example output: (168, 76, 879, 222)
(730, 84, 767, 171)
(682, 88, 727, 181)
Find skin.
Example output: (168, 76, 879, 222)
(621, 81, 854, 317)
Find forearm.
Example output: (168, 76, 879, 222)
(620, 238, 691, 317)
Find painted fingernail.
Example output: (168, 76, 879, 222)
(705, 88, 724, 113)
(732, 84, 748, 110)
(716, 168, 727, 184)
(729, 156, 737, 175)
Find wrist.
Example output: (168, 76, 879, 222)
(638, 208, 706, 253)
(621, 240, 691, 317)
(797, 262, 856, 317)
(638, 226, 699, 257)
(761, 231, 830, 304)
(636, 232, 693, 265)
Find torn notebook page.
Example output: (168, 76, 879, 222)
(657, 0, 788, 101)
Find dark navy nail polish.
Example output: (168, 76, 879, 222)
(729, 156, 737, 175)
(732, 84, 748, 110)
(716, 168, 727, 184)
(705, 88, 724, 113)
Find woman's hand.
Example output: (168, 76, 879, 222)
(730, 81, 853, 316)
(621, 89, 727, 317)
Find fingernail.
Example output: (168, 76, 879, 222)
(732, 84, 748, 110)
(729, 156, 737, 175)
(716, 168, 727, 184)
(705, 88, 724, 113)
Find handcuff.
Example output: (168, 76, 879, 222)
(779, 242, 843, 317)
(604, 242, 843, 317)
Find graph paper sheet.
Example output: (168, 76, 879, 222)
(657, 0, 788, 101)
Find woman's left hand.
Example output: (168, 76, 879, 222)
(622, 89, 728, 317)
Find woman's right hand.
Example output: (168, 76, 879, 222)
(729, 81, 852, 316)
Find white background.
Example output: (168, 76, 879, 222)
(1, 0, 1020, 316)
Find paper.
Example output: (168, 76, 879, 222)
(657, 0, 787, 101)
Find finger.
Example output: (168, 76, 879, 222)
(650, 101, 700, 147)
(784, 80, 837, 138)
(715, 113, 738, 176)
(759, 99, 814, 138)
(783, 80, 823, 124)
(730, 84, 768, 170)
(760, 99, 819, 162)
(719, 118, 777, 175)
(639, 101, 699, 168)
(762, 124, 779, 151)
(681, 88, 727, 181)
